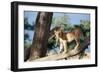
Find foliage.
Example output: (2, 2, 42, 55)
(24, 41, 31, 49)
(51, 14, 73, 31)
(80, 20, 90, 37)
(52, 14, 70, 25)
(24, 17, 34, 49)
(24, 17, 34, 30)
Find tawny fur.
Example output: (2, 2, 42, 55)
(54, 26, 83, 53)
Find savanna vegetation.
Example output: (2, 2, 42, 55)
(24, 12, 90, 61)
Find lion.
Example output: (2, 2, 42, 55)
(54, 26, 84, 54)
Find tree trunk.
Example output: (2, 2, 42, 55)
(29, 12, 53, 61)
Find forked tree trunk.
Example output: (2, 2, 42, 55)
(28, 12, 53, 61)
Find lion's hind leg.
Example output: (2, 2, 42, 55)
(74, 39, 80, 50)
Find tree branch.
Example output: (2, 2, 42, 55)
(28, 37, 90, 62)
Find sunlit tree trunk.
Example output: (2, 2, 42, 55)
(29, 12, 53, 61)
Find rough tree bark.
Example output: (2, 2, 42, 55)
(24, 26, 60, 61)
(28, 12, 53, 61)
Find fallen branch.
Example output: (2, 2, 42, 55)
(28, 37, 90, 62)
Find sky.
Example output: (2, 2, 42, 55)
(24, 11, 37, 25)
(24, 11, 90, 25)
